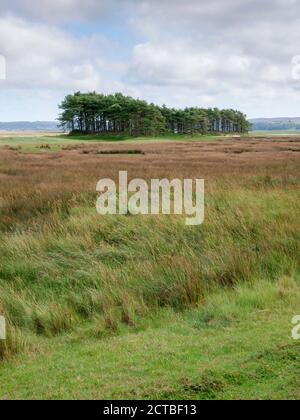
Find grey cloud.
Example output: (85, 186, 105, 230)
(0, 0, 130, 22)
(0, 16, 126, 92)
(125, 0, 300, 108)
(1, 0, 300, 118)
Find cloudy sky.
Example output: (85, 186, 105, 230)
(0, 0, 300, 121)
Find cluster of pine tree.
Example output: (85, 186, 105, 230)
(59, 92, 250, 136)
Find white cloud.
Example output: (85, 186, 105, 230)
(0, 0, 124, 22)
(0, 15, 134, 101)
(128, 40, 291, 94)
(1, 0, 300, 119)
(0, 17, 105, 90)
(0, 14, 130, 119)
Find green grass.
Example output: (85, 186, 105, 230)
(0, 133, 224, 153)
(0, 135, 299, 399)
(2, 130, 299, 154)
(0, 135, 75, 153)
(0, 183, 300, 399)
(1, 188, 299, 332)
(1, 277, 299, 400)
(249, 131, 300, 137)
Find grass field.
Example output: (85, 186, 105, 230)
(0, 133, 299, 400)
(0, 132, 224, 153)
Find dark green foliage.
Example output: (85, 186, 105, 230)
(58, 92, 250, 136)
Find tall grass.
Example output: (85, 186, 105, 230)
(0, 138, 299, 358)
(0, 179, 299, 359)
(0, 304, 28, 360)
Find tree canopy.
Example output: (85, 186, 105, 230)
(59, 92, 250, 136)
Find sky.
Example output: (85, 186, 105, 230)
(1, 0, 300, 121)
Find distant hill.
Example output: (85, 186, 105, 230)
(2, 118, 300, 133)
(0, 121, 60, 131)
(249, 117, 300, 131)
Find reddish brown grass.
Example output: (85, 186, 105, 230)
(0, 136, 299, 231)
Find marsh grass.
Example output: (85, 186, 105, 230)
(0, 136, 299, 360)
(0, 321, 28, 361)
(0, 181, 299, 359)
